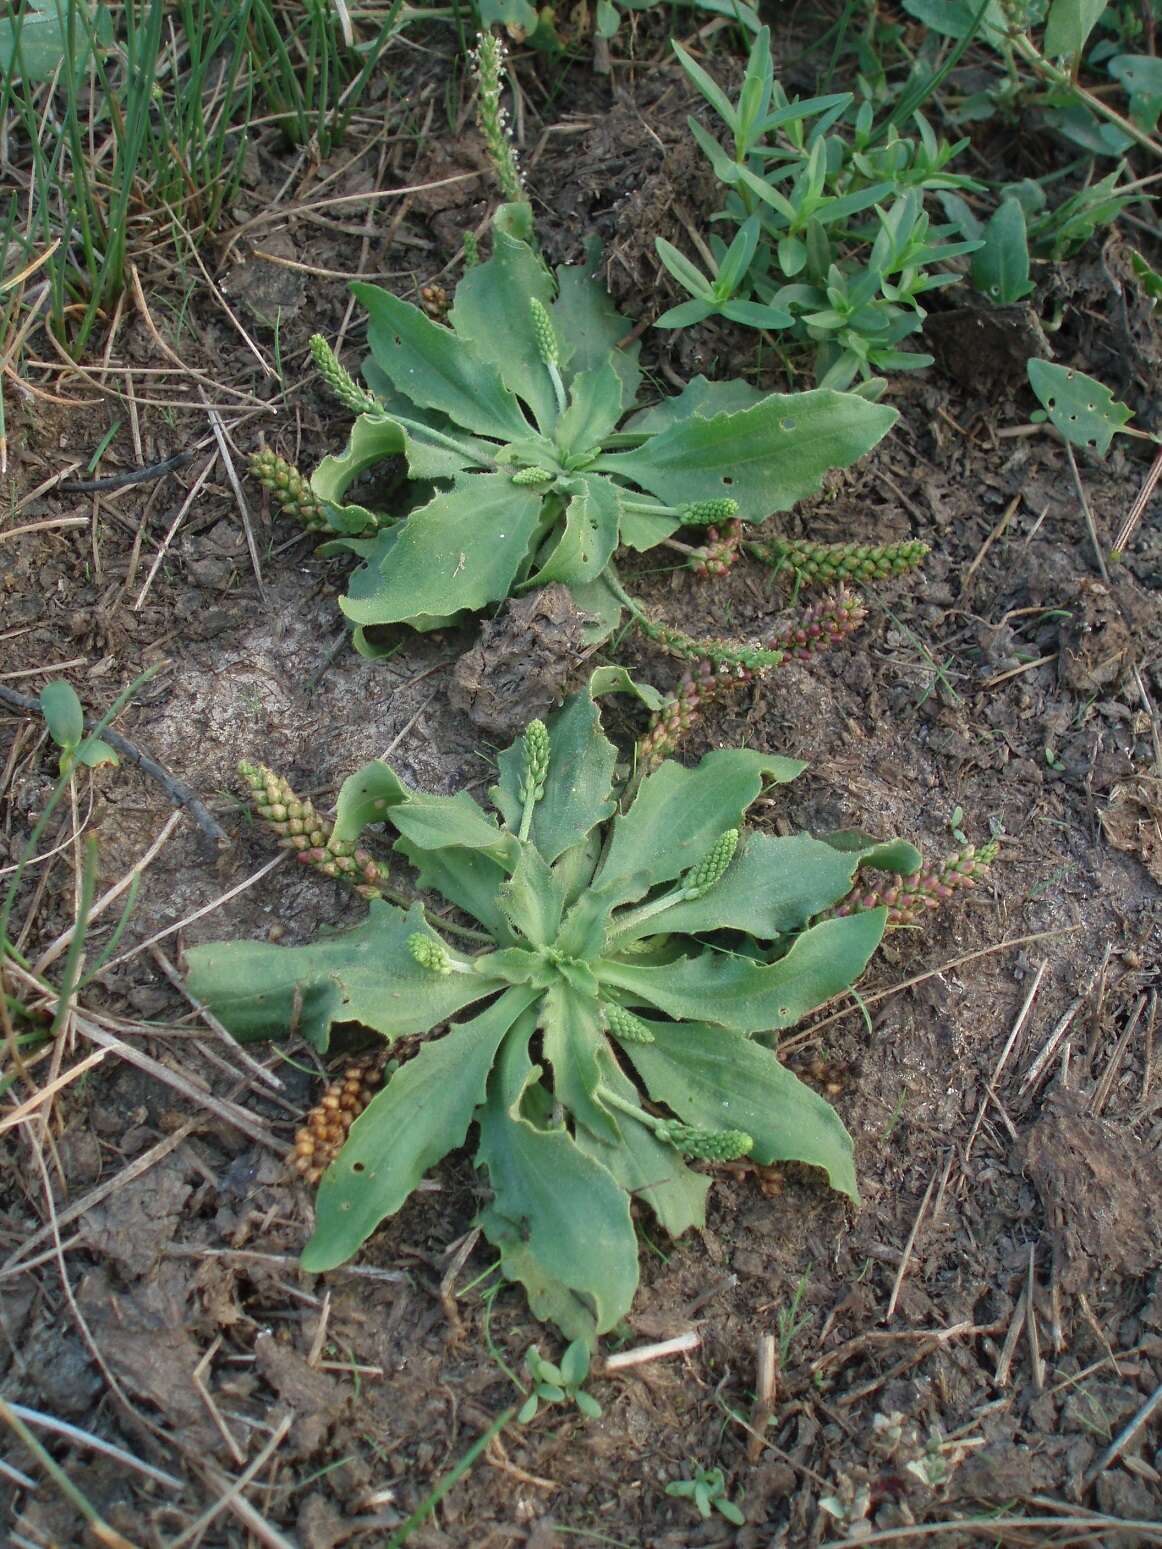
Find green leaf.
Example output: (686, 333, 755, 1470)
(900, 0, 1008, 43)
(1108, 54, 1162, 133)
(493, 690, 617, 864)
(1043, 0, 1107, 58)
(352, 282, 531, 442)
(450, 227, 558, 434)
(1026, 359, 1135, 457)
(972, 199, 1034, 303)
(671, 39, 739, 132)
(593, 390, 896, 524)
(398, 842, 518, 944)
(478, 0, 539, 31)
(477, 1028, 639, 1347)
(586, 664, 664, 712)
(339, 475, 546, 630)
(39, 681, 84, 752)
(574, 1047, 710, 1236)
(1, 0, 112, 82)
(568, 572, 626, 646)
(559, 1338, 590, 1388)
(311, 413, 496, 513)
(624, 1017, 858, 1199)
(554, 364, 625, 454)
(75, 737, 120, 769)
(331, 761, 517, 869)
(184, 901, 501, 1050)
(653, 299, 717, 329)
(593, 749, 803, 906)
(597, 911, 887, 1035)
(551, 259, 642, 411)
(655, 239, 713, 300)
(540, 983, 618, 1143)
(499, 845, 567, 948)
(527, 474, 621, 589)
(611, 831, 918, 944)
(625, 374, 768, 435)
(302, 987, 540, 1271)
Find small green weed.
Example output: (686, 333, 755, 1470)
(666, 1465, 745, 1526)
(185, 680, 927, 1345)
(519, 1339, 602, 1421)
(657, 25, 983, 391)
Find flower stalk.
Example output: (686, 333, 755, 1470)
(238, 761, 390, 898)
(473, 32, 525, 205)
(249, 449, 328, 532)
(308, 334, 383, 417)
(599, 1084, 753, 1160)
(828, 840, 1000, 928)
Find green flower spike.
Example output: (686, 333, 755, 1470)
(603, 1004, 656, 1044)
(511, 466, 555, 486)
(408, 933, 453, 974)
(308, 335, 384, 417)
(681, 498, 740, 527)
(249, 449, 327, 532)
(653, 1121, 755, 1162)
(683, 829, 740, 899)
(517, 719, 550, 841)
(473, 32, 525, 206)
(529, 298, 566, 415)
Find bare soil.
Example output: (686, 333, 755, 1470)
(2, 15, 1161, 1548)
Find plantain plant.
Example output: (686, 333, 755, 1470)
(292, 199, 897, 656)
(185, 684, 922, 1346)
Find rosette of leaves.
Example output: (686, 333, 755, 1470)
(184, 688, 919, 1347)
(307, 201, 896, 654)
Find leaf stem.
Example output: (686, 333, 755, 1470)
(1008, 31, 1162, 161)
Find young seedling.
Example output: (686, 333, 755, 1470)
(518, 1339, 602, 1422)
(666, 1465, 745, 1526)
(39, 682, 119, 776)
(186, 681, 922, 1345)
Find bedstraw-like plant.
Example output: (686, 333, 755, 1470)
(186, 686, 921, 1347)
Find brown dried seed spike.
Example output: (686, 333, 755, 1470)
(291, 1052, 388, 1185)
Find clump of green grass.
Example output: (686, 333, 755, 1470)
(0, 0, 404, 355)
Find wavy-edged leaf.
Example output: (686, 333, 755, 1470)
(477, 1027, 639, 1347)
(493, 689, 617, 863)
(597, 911, 886, 1034)
(399, 840, 518, 944)
(592, 749, 803, 906)
(331, 761, 517, 871)
(352, 283, 531, 442)
(554, 363, 625, 454)
(339, 475, 546, 630)
(499, 845, 567, 948)
(450, 227, 558, 433)
(574, 1047, 710, 1237)
(301, 987, 540, 1271)
(624, 1018, 857, 1200)
(613, 831, 921, 944)
(593, 390, 897, 524)
(526, 474, 621, 589)
(551, 259, 642, 410)
(540, 983, 618, 1144)
(184, 901, 502, 1050)
(1027, 359, 1135, 458)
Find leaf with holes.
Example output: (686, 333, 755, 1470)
(1027, 360, 1137, 458)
